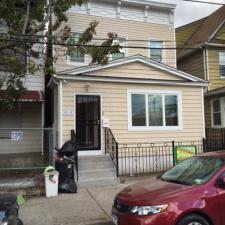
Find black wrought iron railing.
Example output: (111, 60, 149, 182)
(105, 127, 204, 177)
(205, 128, 225, 151)
(71, 130, 78, 181)
(118, 140, 204, 176)
(105, 128, 119, 177)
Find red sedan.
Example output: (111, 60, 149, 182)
(112, 151, 225, 225)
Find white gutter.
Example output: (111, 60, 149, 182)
(205, 42, 225, 47)
(55, 75, 209, 87)
(203, 47, 209, 89)
(201, 87, 206, 138)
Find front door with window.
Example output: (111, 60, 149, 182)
(76, 95, 101, 150)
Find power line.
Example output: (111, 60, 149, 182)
(1, 37, 204, 50)
(181, 0, 225, 5)
(0, 31, 216, 46)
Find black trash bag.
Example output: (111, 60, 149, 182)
(56, 140, 77, 158)
(55, 159, 74, 182)
(58, 178, 77, 193)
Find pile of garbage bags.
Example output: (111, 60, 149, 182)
(55, 140, 77, 193)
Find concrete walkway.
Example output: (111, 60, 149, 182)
(20, 182, 135, 225)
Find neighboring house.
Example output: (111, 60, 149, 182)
(176, 6, 225, 129)
(0, 51, 45, 168)
(49, 0, 207, 182)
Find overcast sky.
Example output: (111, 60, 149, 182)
(157, 0, 224, 27)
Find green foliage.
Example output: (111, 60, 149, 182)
(0, 0, 120, 108)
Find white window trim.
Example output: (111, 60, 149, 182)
(110, 36, 128, 60)
(66, 55, 88, 66)
(148, 40, 165, 64)
(211, 98, 224, 128)
(219, 51, 225, 79)
(66, 32, 87, 66)
(127, 89, 183, 131)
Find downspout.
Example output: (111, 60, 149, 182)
(203, 46, 209, 91)
(202, 87, 206, 138)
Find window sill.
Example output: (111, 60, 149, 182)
(128, 126, 183, 132)
(66, 61, 88, 66)
(220, 76, 225, 79)
(212, 125, 224, 128)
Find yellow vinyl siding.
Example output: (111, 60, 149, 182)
(85, 62, 186, 80)
(204, 98, 211, 128)
(62, 81, 204, 145)
(177, 51, 205, 80)
(55, 13, 176, 72)
(208, 49, 225, 90)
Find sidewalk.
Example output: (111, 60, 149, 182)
(20, 178, 148, 225)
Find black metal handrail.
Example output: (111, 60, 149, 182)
(71, 130, 78, 181)
(105, 128, 119, 177)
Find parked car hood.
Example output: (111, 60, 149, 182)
(117, 177, 195, 206)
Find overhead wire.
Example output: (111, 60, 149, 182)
(181, 0, 225, 5)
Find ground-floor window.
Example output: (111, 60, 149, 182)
(211, 98, 224, 128)
(128, 90, 182, 131)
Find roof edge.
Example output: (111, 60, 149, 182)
(57, 55, 206, 83)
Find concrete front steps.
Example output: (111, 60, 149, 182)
(78, 155, 119, 188)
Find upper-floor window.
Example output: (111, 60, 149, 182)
(149, 41, 163, 63)
(111, 37, 127, 60)
(68, 33, 85, 64)
(219, 51, 225, 77)
(128, 90, 182, 131)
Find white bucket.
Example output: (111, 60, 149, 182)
(44, 167, 59, 197)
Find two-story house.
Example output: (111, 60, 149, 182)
(49, 0, 207, 184)
(176, 6, 225, 131)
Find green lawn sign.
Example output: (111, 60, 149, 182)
(174, 145, 198, 164)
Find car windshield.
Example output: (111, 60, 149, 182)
(161, 156, 224, 185)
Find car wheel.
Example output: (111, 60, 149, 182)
(177, 214, 210, 225)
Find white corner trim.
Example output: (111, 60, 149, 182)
(127, 89, 183, 132)
(201, 87, 205, 138)
(206, 48, 209, 82)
